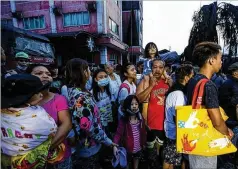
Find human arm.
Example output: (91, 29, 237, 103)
(50, 96, 72, 149)
(205, 83, 230, 136)
(113, 119, 125, 145)
(136, 74, 156, 103)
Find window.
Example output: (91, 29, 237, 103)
(23, 16, 45, 30)
(109, 18, 119, 35)
(63, 12, 90, 27)
(1, 19, 13, 26)
(109, 54, 118, 64)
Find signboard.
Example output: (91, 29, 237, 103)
(30, 57, 54, 64)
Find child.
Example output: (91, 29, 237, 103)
(1, 74, 60, 169)
(113, 95, 147, 169)
(92, 69, 113, 135)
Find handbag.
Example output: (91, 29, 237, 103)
(176, 79, 237, 156)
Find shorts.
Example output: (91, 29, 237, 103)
(163, 138, 182, 166)
(128, 150, 144, 161)
(147, 129, 165, 145)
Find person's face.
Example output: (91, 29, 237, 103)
(165, 66, 171, 75)
(95, 71, 108, 82)
(84, 67, 91, 81)
(27, 92, 43, 106)
(31, 66, 53, 85)
(105, 64, 114, 74)
(17, 58, 30, 67)
(130, 98, 139, 112)
(211, 51, 222, 73)
(52, 68, 58, 78)
(232, 70, 238, 79)
(138, 64, 143, 73)
(148, 44, 157, 57)
(184, 70, 194, 84)
(152, 60, 165, 79)
(125, 65, 137, 80)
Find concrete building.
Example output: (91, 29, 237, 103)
(1, 0, 130, 65)
(122, 1, 144, 63)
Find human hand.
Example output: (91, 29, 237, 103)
(113, 146, 118, 157)
(149, 73, 157, 87)
(228, 128, 234, 140)
(184, 111, 199, 129)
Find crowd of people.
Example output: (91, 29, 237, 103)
(1, 41, 238, 169)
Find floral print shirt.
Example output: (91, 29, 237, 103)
(67, 87, 112, 149)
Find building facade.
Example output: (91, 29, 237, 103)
(122, 1, 144, 63)
(1, 0, 130, 65)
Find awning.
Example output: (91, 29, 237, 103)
(45, 31, 98, 39)
(128, 46, 144, 55)
(96, 34, 128, 52)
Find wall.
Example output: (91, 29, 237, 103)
(106, 0, 122, 39)
(15, 1, 51, 34)
(54, 1, 98, 33)
(1, 1, 12, 20)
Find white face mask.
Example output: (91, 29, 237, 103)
(17, 64, 28, 71)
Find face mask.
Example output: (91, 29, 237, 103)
(17, 64, 27, 71)
(97, 78, 109, 87)
(126, 108, 140, 116)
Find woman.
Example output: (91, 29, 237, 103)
(163, 64, 194, 169)
(118, 63, 137, 119)
(92, 69, 113, 134)
(26, 64, 72, 169)
(104, 63, 121, 101)
(65, 58, 116, 169)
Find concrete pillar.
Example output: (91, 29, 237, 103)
(100, 46, 108, 64)
(119, 1, 123, 40)
(10, 0, 18, 27)
(96, 1, 103, 33)
(103, 0, 107, 34)
(49, 0, 57, 33)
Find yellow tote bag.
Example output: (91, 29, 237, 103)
(176, 79, 237, 156)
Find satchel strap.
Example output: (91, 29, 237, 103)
(192, 78, 209, 109)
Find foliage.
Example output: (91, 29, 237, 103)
(181, 2, 238, 63)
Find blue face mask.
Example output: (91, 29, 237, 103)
(97, 78, 109, 87)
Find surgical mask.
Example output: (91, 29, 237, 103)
(97, 78, 109, 87)
(17, 64, 28, 71)
(126, 108, 140, 116)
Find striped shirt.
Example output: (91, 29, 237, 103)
(131, 122, 141, 153)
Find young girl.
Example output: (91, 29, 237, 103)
(65, 58, 116, 169)
(118, 63, 137, 120)
(92, 69, 113, 135)
(113, 95, 147, 169)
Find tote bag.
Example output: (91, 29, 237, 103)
(176, 79, 237, 156)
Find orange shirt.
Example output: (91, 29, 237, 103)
(147, 79, 169, 130)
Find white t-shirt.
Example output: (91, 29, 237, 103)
(118, 80, 136, 118)
(164, 90, 186, 140)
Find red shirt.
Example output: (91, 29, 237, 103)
(147, 79, 169, 130)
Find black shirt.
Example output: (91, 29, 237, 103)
(187, 74, 219, 109)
